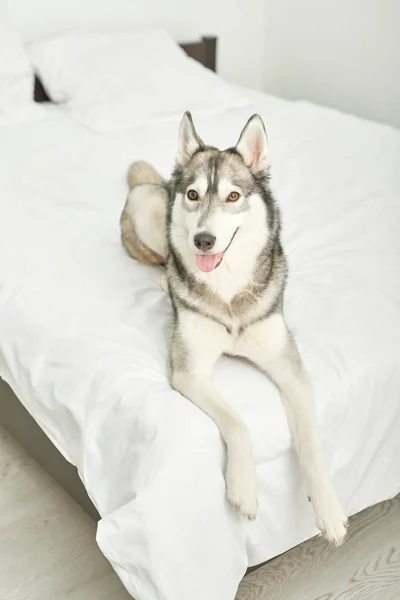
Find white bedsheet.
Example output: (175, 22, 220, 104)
(0, 94, 400, 600)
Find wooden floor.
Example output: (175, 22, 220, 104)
(0, 425, 399, 600)
(238, 497, 400, 600)
(0, 425, 130, 600)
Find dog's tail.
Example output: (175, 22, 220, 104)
(127, 161, 164, 190)
(121, 162, 168, 266)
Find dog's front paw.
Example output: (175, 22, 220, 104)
(311, 484, 348, 546)
(226, 462, 258, 521)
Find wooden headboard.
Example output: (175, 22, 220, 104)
(34, 35, 217, 103)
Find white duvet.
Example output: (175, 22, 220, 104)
(0, 93, 400, 600)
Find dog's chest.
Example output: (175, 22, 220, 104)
(187, 279, 271, 337)
(197, 263, 251, 305)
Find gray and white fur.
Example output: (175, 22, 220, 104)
(120, 112, 348, 545)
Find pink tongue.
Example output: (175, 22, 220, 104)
(196, 252, 224, 273)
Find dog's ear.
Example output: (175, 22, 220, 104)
(236, 114, 269, 175)
(177, 112, 204, 165)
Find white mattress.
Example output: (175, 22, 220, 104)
(0, 93, 400, 600)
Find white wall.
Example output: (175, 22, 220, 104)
(262, 0, 400, 128)
(6, 0, 266, 89)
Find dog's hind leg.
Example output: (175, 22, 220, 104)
(170, 309, 258, 520)
(237, 312, 348, 545)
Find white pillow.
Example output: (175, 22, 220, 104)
(0, 19, 44, 125)
(28, 29, 250, 132)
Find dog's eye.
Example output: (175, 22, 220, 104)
(187, 190, 198, 201)
(227, 191, 241, 202)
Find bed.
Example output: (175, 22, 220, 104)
(1, 30, 400, 600)
(1, 35, 217, 524)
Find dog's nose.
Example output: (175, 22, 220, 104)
(193, 232, 216, 252)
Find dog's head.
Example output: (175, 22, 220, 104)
(170, 112, 273, 274)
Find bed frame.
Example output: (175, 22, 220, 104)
(1, 36, 217, 523)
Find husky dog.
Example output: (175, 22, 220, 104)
(120, 113, 348, 545)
